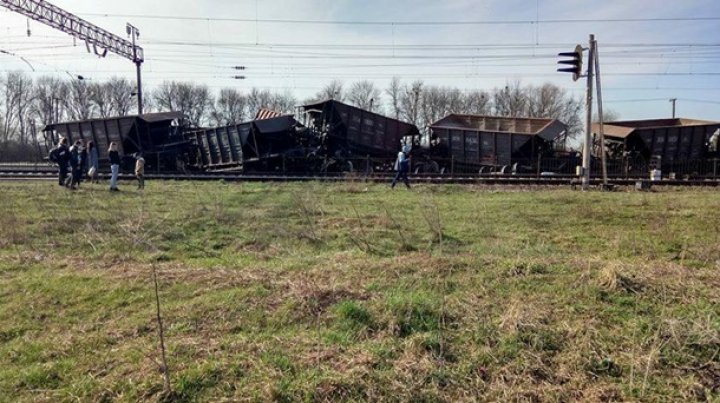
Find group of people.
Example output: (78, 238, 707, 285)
(49, 138, 145, 191)
(49, 137, 407, 190)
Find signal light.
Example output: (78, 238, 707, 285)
(558, 45, 584, 81)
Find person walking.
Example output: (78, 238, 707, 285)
(68, 139, 85, 189)
(391, 144, 412, 189)
(134, 152, 146, 190)
(86, 141, 99, 183)
(108, 142, 121, 191)
(49, 137, 70, 187)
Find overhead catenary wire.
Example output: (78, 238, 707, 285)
(2, 9, 719, 119)
(77, 12, 720, 26)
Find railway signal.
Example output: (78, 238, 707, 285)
(560, 36, 608, 191)
(557, 45, 584, 81)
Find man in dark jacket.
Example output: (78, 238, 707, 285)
(50, 138, 70, 186)
(69, 140, 86, 189)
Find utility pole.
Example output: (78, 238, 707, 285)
(593, 39, 608, 187)
(581, 34, 596, 191)
(127, 23, 143, 115)
(669, 98, 677, 119)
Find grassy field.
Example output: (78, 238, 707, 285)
(0, 180, 718, 402)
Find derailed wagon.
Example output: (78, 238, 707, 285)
(428, 114, 568, 173)
(185, 115, 305, 172)
(593, 118, 720, 175)
(185, 101, 423, 174)
(42, 112, 189, 171)
(300, 99, 421, 172)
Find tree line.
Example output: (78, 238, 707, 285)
(0, 71, 590, 161)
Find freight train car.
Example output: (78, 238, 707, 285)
(42, 112, 189, 171)
(300, 100, 421, 168)
(429, 114, 567, 173)
(185, 115, 303, 172)
(593, 118, 720, 176)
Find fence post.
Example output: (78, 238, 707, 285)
(365, 154, 370, 179)
(451, 155, 455, 177)
(536, 154, 541, 179)
(282, 154, 286, 174)
(624, 157, 627, 179)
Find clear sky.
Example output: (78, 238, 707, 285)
(1, 0, 719, 120)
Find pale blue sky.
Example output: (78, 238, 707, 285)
(1, 0, 719, 120)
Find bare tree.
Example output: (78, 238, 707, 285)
(347, 80, 381, 112)
(420, 86, 448, 128)
(211, 88, 247, 125)
(31, 76, 67, 128)
(595, 108, 620, 123)
(463, 90, 491, 115)
(89, 82, 113, 118)
(420, 86, 466, 127)
(315, 80, 345, 102)
(492, 81, 527, 117)
(186, 84, 213, 127)
(1, 71, 34, 143)
(107, 77, 136, 116)
(141, 89, 156, 114)
(66, 79, 94, 121)
(399, 80, 424, 128)
(246, 88, 274, 118)
(386, 77, 402, 119)
(153, 81, 213, 127)
(526, 83, 583, 141)
(269, 90, 297, 115)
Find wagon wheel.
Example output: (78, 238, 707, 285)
(176, 157, 187, 174)
(425, 160, 440, 173)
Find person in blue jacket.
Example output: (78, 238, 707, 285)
(391, 144, 412, 189)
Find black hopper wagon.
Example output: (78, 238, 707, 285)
(184, 114, 306, 173)
(188, 100, 423, 174)
(300, 100, 421, 173)
(593, 118, 720, 177)
(428, 114, 569, 174)
(42, 112, 190, 172)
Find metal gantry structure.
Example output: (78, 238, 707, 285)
(0, 0, 145, 113)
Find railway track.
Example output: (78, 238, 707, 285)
(1, 167, 719, 187)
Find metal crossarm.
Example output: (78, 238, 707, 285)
(0, 0, 143, 62)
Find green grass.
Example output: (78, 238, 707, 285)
(0, 180, 719, 401)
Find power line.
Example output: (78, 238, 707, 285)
(0, 48, 35, 71)
(78, 12, 720, 26)
(142, 40, 720, 49)
(7, 69, 720, 78)
(679, 98, 720, 105)
(603, 98, 669, 103)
